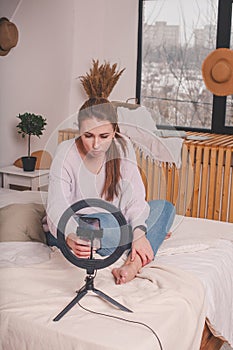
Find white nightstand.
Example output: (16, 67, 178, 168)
(0, 165, 49, 191)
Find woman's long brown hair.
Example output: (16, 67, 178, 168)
(78, 98, 127, 201)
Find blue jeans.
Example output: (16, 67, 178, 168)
(46, 200, 175, 256)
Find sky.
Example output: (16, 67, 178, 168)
(144, 0, 218, 40)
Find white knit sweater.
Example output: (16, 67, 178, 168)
(47, 136, 150, 237)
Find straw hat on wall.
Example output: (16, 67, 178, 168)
(202, 48, 233, 96)
(0, 17, 19, 56)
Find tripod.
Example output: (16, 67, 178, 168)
(53, 272, 133, 321)
(53, 229, 133, 321)
(54, 202, 134, 322)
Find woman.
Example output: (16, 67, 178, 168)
(46, 98, 175, 284)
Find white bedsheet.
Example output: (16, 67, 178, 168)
(0, 250, 205, 350)
(0, 242, 51, 267)
(0, 190, 232, 348)
(156, 215, 233, 347)
(0, 189, 47, 208)
(158, 240, 233, 346)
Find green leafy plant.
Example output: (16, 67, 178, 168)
(16, 112, 47, 157)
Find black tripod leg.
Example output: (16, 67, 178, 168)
(93, 288, 133, 313)
(53, 289, 87, 321)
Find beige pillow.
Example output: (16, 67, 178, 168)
(0, 203, 46, 243)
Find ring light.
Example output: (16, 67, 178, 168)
(54, 198, 133, 321)
(57, 198, 131, 273)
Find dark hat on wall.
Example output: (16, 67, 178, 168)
(0, 17, 19, 56)
(202, 48, 233, 96)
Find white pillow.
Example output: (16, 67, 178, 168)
(117, 106, 157, 133)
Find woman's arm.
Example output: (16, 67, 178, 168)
(131, 228, 154, 266)
(46, 140, 92, 257)
(46, 141, 77, 237)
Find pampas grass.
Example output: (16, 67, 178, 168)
(79, 59, 125, 99)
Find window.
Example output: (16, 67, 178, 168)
(137, 0, 233, 134)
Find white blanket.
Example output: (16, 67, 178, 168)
(0, 189, 47, 208)
(0, 190, 232, 348)
(0, 242, 51, 267)
(117, 106, 184, 168)
(0, 250, 205, 350)
(157, 215, 233, 347)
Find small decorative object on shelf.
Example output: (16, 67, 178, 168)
(16, 112, 47, 171)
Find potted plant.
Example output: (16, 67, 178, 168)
(16, 112, 47, 171)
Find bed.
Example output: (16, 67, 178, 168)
(0, 188, 232, 350)
(1, 101, 233, 349)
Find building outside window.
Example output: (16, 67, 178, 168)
(137, 0, 233, 134)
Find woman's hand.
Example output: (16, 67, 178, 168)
(131, 228, 154, 267)
(66, 233, 93, 258)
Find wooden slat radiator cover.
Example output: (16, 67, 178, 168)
(58, 129, 233, 223)
(136, 132, 233, 223)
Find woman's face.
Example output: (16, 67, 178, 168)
(79, 117, 115, 158)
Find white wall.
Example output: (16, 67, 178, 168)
(0, 0, 138, 166)
(69, 0, 139, 114)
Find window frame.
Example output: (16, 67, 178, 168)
(136, 0, 233, 135)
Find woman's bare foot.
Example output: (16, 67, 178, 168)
(112, 253, 142, 284)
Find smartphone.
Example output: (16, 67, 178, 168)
(78, 217, 101, 231)
(76, 216, 102, 250)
